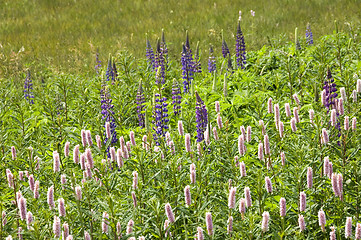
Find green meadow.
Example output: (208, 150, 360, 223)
(1, 0, 361, 75)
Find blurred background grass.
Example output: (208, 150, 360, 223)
(1, 0, 361, 75)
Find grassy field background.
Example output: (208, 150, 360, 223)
(1, 0, 361, 75)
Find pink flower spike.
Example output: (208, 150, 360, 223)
(197, 227, 204, 240)
(344, 116, 350, 131)
(299, 192, 306, 212)
(217, 114, 223, 129)
(298, 215, 306, 232)
(258, 142, 264, 161)
(81, 130, 86, 147)
(352, 117, 357, 131)
(244, 187, 252, 207)
(279, 197, 286, 217)
(75, 186, 82, 201)
(105, 122, 111, 138)
(228, 187, 236, 209)
(293, 107, 299, 123)
(86, 130, 93, 146)
(215, 101, 220, 113)
(318, 210, 326, 232)
(345, 217, 352, 238)
(178, 121, 184, 136)
(205, 212, 213, 236)
(18, 197, 27, 220)
(73, 145, 80, 164)
(330, 226, 336, 240)
(307, 167, 313, 189)
(53, 216, 61, 238)
(227, 216, 233, 234)
(265, 177, 273, 193)
(96, 135, 101, 149)
(261, 211, 270, 232)
(267, 98, 273, 113)
(47, 186, 55, 209)
(184, 185, 191, 206)
(285, 103, 291, 117)
(131, 191, 137, 208)
(165, 203, 175, 223)
(130, 131, 136, 146)
(58, 198, 66, 217)
(355, 223, 361, 239)
(53, 151, 60, 173)
(64, 142, 70, 157)
(11, 146, 16, 160)
(290, 117, 297, 132)
(240, 161, 246, 177)
(185, 133, 191, 152)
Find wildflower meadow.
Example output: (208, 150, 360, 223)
(1, 8, 361, 240)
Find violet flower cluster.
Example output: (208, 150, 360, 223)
(172, 79, 182, 116)
(208, 45, 216, 73)
(106, 58, 117, 84)
(236, 21, 246, 69)
(153, 93, 169, 145)
(136, 82, 146, 128)
(101, 84, 118, 157)
(146, 39, 155, 70)
(222, 38, 230, 58)
(306, 23, 313, 45)
(193, 43, 202, 73)
(24, 70, 34, 104)
(154, 40, 166, 85)
(181, 43, 195, 93)
(195, 91, 208, 142)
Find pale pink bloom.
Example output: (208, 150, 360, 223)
(204, 128, 210, 146)
(261, 211, 270, 232)
(119, 136, 126, 153)
(102, 212, 109, 233)
(197, 143, 202, 156)
(357, 79, 361, 93)
(239, 198, 246, 215)
(84, 231, 91, 240)
(274, 103, 280, 129)
(217, 114, 223, 129)
(185, 133, 191, 152)
(228, 187, 236, 209)
(293, 93, 300, 106)
(75, 186, 82, 201)
(338, 173, 343, 200)
(130, 131, 136, 146)
(116, 222, 122, 236)
(142, 135, 148, 150)
(250, 10, 255, 16)
(26, 211, 33, 229)
(85, 163, 92, 179)
(264, 134, 270, 155)
(53, 151, 60, 172)
(85, 148, 93, 169)
(215, 101, 220, 113)
(353, 90, 357, 102)
(53, 216, 61, 238)
(279, 197, 286, 217)
(131, 191, 137, 208)
(47, 186, 54, 209)
(33, 180, 39, 199)
(293, 107, 299, 123)
(278, 121, 284, 138)
(126, 219, 134, 234)
(165, 203, 175, 223)
(307, 167, 313, 189)
(190, 170, 196, 184)
(281, 151, 285, 166)
(240, 161, 246, 177)
(355, 223, 361, 239)
(117, 149, 124, 167)
(265, 177, 273, 193)
(73, 145, 80, 164)
(205, 212, 213, 235)
(267, 98, 273, 113)
(323, 157, 330, 176)
(330, 109, 337, 126)
(132, 171, 138, 189)
(330, 226, 336, 240)
(164, 219, 170, 238)
(291, 117, 297, 132)
(197, 227, 204, 240)
(28, 175, 35, 192)
(227, 216, 233, 234)
(80, 153, 86, 170)
(85, 130, 93, 146)
(321, 90, 327, 106)
(6, 235, 12, 240)
(19, 171, 24, 181)
(238, 135, 245, 156)
(96, 135, 101, 149)
(329, 162, 333, 179)
(240, 125, 246, 136)
(244, 126, 251, 142)
(244, 187, 252, 207)
(298, 215, 306, 232)
(11, 146, 16, 160)
(178, 121, 184, 136)
(346, 217, 352, 238)
(81, 130, 86, 147)
(18, 197, 27, 220)
(352, 117, 357, 131)
(285, 103, 291, 117)
(110, 147, 116, 162)
(331, 173, 339, 196)
(258, 143, 264, 161)
(345, 116, 350, 130)
(62, 222, 69, 239)
(340, 87, 346, 101)
(234, 156, 240, 167)
(322, 128, 329, 144)
(212, 127, 219, 140)
(299, 192, 306, 212)
(259, 120, 265, 135)
(318, 210, 326, 232)
(58, 198, 66, 217)
(105, 122, 111, 139)
(184, 185, 191, 206)
(309, 109, 315, 124)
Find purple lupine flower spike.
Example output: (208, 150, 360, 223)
(106, 58, 112, 82)
(172, 79, 182, 116)
(181, 33, 195, 93)
(152, 92, 169, 145)
(154, 39, 166, 84)
(136, 81, 146, 128)
(195, 91, 208, 142)
(208, 45, 216, 73)
(146, 37, 155, 70)
(305, 23, 313, 45)
(24, 70, 34, 104)
(235, 21, 246, 69)
(222, 32, 230, 58)
(101, 84, 118, 158)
